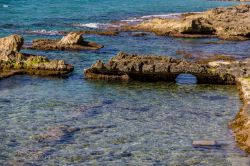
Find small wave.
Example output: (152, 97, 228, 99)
(3, 4, 9, 8)
(73, 23, 120, 29)
(73, 12, 201, 30)
(25, 29, 61, 35)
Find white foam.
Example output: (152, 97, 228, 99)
(73, 23, 120, 29)
(26, 29, 60, 35)
(73, 12, 201, 30)
(3, 4, 9, 8)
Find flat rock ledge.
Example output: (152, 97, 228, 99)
(26, 32, 103, 51)
(84, 52, 250, 153)
(121, 4, 250, 40)
(0, 34, 74, 79)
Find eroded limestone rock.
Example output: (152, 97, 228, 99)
(28, 32, 104, 51)
(122, 4, 250, 40)
(230, 78, 250, 153)
(84, 52, 250, 84)
(0, 34, 23, 52)
(0, 34, 74, 79)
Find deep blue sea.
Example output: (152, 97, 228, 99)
(1, 0, 250, 165)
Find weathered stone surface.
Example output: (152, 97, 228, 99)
(28, 32, 104, 51)
(84, 52, 250, 84)
(230, 78, 250, 153)
(0, 34, 23, 52)
(0, 35, 74, 79)
(122, 4, 250, 40)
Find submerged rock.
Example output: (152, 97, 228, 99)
(28, 32, 104, 51)
(32, 125, 80, 143)
(0, 34, 74, 79)
(122, 4, 250, 40)
(192, 140, 217, 147)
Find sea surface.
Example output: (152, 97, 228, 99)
(1, 0, 250, 165)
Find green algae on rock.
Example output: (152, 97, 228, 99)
(0, 34, 74, 79)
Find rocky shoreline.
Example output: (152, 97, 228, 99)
(0, 34, 74, 79)
(120, 4, 250, 40)
(84, 52, 250, 153)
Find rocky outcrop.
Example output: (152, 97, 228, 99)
(0, 35, 73, 79)
(0, 34, 23, 52)
(28, 32, 104, 51)
(84, 52, 250, 84)
(122, 4, 250, 40)
(230, 78, 250, 153)
(84, 52, 250, 153)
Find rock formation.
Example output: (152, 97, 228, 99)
(84, 52, 250, 153)
(0, 34, 74, 79)
(0, 34, 23, 52)
(122, 4, 250, 40)
(84, 52, 250, 84)
(28, 32, 104, 51)
(230, 78, 250, 153)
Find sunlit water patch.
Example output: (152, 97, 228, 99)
(1, 0, 250, 165)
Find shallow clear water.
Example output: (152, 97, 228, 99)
(1, 0, 250, 165)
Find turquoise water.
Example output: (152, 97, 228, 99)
(1, 0, 250, 165)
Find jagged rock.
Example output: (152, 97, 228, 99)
(59, 32, 84, 45)
(230, 78, 250, 153)
(84, 52, 250, 84)
(28, 32, 104, 51)
(122, 4, 250, 40)
(0, 34, 74, 79)
(0, 34, 23, 52)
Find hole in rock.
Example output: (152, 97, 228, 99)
(175, 74, 197, 84)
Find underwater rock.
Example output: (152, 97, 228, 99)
(192, 140, 217, 147)
(28, 32, 104, 51)
(32, 125, 80, 143)
(0, 34, 74, 79)
(122, 4, 250, 40)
